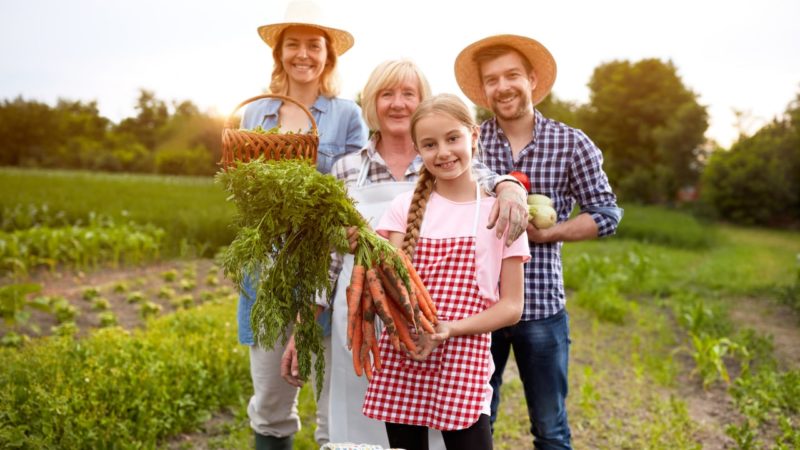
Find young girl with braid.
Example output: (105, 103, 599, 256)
(362, 94, 530, 450)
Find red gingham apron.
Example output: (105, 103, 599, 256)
(363, 185, 491, 431)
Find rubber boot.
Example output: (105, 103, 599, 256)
(254, 432, 294, 450)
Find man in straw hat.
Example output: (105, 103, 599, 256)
(237, 1, 367, 449)
(455, 34, 623, 449)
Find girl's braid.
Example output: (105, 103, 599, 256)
(402, 166, 435, 259)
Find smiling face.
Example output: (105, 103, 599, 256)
(479, 51, 537, 121)
(280, 26, 329, 86)
(414, 112, 478, 183)
(375, 76, 421, 137)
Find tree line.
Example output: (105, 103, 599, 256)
(1, 59, 797, 226)
(0, 90, 224, 176)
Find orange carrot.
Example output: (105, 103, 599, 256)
(361, 322, 374, 380)
(387, 300, 417, 353)
(361, 293, 381, 371)
(411, 282, 436, 328)
(367, 268, 401, 352)
(347, 265, 366, 349)
(400, 251, 438, 325)
(380, 262, 417, 331)
(352, 305, 363, 377)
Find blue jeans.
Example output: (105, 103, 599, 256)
(490, 308, 572, 450)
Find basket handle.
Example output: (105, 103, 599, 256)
(223, 93, 318, 134)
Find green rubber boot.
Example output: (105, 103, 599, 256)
(254, 432, 294, 450)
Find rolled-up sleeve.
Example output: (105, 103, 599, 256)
(569, 131, 623, 237)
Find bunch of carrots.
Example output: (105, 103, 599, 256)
(346, 248, 438, 380)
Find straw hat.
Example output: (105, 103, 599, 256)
(454, 34, 557, 108)
(257, 0, 354, 56)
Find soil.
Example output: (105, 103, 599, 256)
(1, 259, 235, 340)
(728, 296, 800, 369)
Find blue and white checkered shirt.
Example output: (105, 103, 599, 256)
(479, 110, 622, 321)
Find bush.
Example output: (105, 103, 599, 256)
(701, 93, 800, 226)
(0, 302, 249, 448)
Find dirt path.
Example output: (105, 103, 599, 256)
(728, 296, 800, 369)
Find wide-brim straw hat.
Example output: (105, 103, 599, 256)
(454, 34, 557, 108)
(257, 0, 354, 56)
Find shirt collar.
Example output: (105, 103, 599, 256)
(261, 95, 331, 118)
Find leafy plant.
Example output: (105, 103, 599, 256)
(157, 286, 176, 300)
(51, 321, 78, 337)
(179, 278, 196, 291)
(126, 291, 145, 304)
(81, 286, 101, 301)
(52, 299, 79, 323)
(0, 301, 249, 448)
(91, 297, 111, 311)
(162, 269, 178, 282)
(686, 333, 747, 389)
(98, 311, 117, 327)
(112, 281, 129, 293)
(0, 283, 41, 326)
(171, 294, 194, 309)
(139, 301, 163, 319)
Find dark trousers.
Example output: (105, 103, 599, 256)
(385, 414, 493, 450)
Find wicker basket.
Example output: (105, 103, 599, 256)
(219, 94, 319, 169)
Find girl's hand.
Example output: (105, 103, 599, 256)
(410, 322, 452, 361)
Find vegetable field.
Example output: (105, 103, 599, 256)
(1, 168, 799, 449)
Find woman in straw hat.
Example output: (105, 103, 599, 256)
(235, 1, 368, 449)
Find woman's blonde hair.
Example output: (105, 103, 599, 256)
(402, 94, 479, 259)
(268, 27, 341, 97)
(361, 59, 432, 131)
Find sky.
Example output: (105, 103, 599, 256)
(2, 0, 799, 148)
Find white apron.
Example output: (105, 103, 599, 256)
(328, 157, 445, 448)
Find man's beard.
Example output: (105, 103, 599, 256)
(491, 89, 532, 121)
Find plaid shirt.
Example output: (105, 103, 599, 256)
(479, 110, 622, 321)
(327, 134, 511, 291)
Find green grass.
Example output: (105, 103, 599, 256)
(615, 203, 718, 249)
(0, 167, 235, 257)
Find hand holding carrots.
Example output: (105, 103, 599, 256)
(346, 243, 439, 379)
(409, 321, 450, 361)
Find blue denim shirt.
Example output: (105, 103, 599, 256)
(237, 95, 368, 345)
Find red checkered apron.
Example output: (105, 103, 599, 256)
(363, 186, 491, 431)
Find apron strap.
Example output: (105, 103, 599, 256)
(471, 183, 481, 236)
(419, 182, 482, 237)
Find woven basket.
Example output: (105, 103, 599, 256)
(219, 94, 319, 169)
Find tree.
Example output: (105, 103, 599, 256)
(702, 90, 800, 226)
(579, 59, 709, 203)
(115, 89, 169, 151)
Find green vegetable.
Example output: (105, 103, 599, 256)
(529, 204, 557, 229)
(216, 159, 366, 393)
